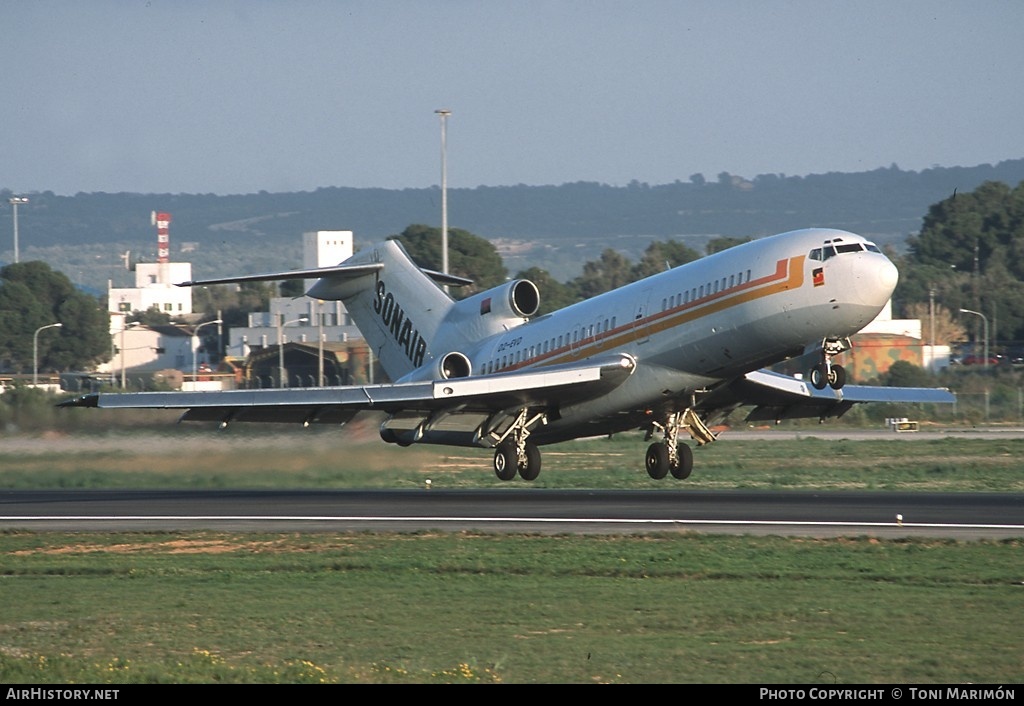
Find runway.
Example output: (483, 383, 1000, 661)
(2, 488, 1022, 539)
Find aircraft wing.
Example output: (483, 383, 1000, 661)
(59, 353, 636, 427)
(711, 369, 956, 423)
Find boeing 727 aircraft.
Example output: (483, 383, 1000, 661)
(62, 228, 954, 481)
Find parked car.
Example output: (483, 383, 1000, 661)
(960, 355, 1001, 365)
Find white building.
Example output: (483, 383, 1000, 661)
(107, 261, 194, 316)
(228, 231, 363, 359)
(95, 314, 199, 384)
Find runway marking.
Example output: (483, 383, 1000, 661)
(3, 516, 1024, 532)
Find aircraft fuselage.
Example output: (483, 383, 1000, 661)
(452, 228, 897, 442)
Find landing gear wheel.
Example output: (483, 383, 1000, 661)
(493, 441, 517, 481)
(670, 443, 693, 480)
(810, 364, 828, 390)
(645, 442, 669, 480)
(519, 442, 542, 481)
(828, 364, 846, 390)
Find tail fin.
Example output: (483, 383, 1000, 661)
(179, 239, 470, 382)
(307, 240, 459, 381)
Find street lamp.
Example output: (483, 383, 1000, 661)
(277, 316, 308, 388)
(120, 321, 141, 388)
(191, 319, 223, 383)
(316, 301, 325, 386)
(435, 109, 451, 288)
(33, 322, 62, 386)
(9, 196, 28, 264)
(959, 308, 990, 369)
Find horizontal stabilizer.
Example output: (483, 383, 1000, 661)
(176, 263, 384, 287)
(176, 264, 473, 289)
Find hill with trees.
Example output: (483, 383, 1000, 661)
(3, 159, 1024, 291)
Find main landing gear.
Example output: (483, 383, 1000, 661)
(489, 406, 717, 483)
(644, 409, 715, 481)
(490, 408, 546, 481)
(809, 337, 850, 391)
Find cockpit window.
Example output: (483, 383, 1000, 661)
(814, 239, 881, 260)
(836, 243, 864, 254)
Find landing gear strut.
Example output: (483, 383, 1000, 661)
(490, 408, 546, 481)
(644, 410, 709, 480)
(810, 337, 850, 391)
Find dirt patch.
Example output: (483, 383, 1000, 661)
(12, 538, 292, 556)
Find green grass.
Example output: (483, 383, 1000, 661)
(1, 426, 1023, 491)
(1, 531, 1021, 684)
(1, 427, 1022, 683)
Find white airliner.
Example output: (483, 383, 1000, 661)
(63, 228, 954, 481)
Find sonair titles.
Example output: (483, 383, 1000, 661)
(373, 280, 427, 367)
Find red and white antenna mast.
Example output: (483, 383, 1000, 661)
(151, 211, 171, 283)
(152, 211, 171, 263)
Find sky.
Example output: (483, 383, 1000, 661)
(1, 1, 1022, 196)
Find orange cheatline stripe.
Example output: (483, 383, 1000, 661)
(500, 255, 805, 371)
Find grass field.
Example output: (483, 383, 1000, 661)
(1, 425, 1022, 684)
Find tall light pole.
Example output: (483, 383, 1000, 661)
(191, 319, 223, 383)
(317, 301, 325, 386)
(9, 196, 28, 264)
(277, 316, 308, 388)
(120, 321, 141, 388)
(435, 109, 451, 287)
(33, 322, 62, 386)
(960, 308, 989, 370)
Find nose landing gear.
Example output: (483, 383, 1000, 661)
(809, 337, 850, 391)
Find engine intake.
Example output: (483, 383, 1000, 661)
(438, 351, 472, 379)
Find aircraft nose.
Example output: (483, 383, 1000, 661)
(843, 253, 901, 307)
(857, 255, 899, 305)
(876, 256, 899, 297)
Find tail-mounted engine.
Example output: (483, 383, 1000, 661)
(437, 351, 472, 379)
(452, 279, 541, 322)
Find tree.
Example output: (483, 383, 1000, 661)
(902, 302, 966, 347)
(901, 180, 1024, 340)
(705, 236, 752, 255)
(572, 249, 634, 299)
(514, 266, 580, 315)
(882, 361, 933, 388)
(0, 261, 109, 373)
(631, 240, 701, 279)
(392, 225, 508, 298)
(193, 281, 276, 328)
(130, 306, 171, 326)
